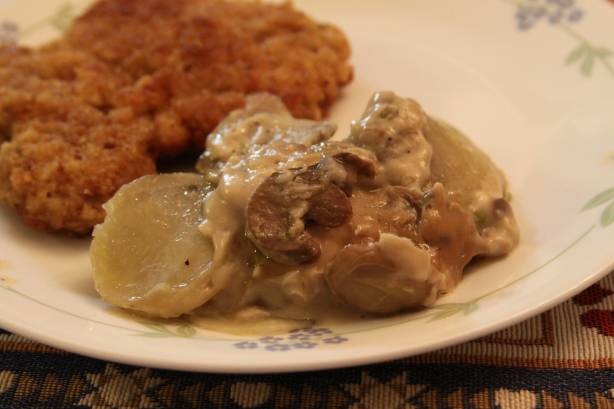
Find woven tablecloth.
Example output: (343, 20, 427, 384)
(0, 272, 612, 409)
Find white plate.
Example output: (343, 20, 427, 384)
(0, 0, 613, 373)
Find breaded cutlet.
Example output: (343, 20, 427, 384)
(0, 0, 353, 233)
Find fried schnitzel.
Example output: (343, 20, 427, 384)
(0, 0, 352, 233)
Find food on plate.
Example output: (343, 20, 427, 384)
(0, 0, 352, 233)
(90, 173, 215, 318)
(91, 92, 519, 331)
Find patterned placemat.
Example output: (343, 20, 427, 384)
(0, 272, 612, 409)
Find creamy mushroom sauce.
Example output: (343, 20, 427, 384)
(91, 92, 518, 335)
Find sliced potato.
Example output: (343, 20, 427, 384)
(91, 173, 215, 318)
(425, 118, 507, 210)
(425, 119, 519, 255)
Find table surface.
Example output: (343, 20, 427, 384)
(0, 272, 612, 409)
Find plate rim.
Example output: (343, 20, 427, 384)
(1, 254, 612, 374)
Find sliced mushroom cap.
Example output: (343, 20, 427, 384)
(325, 233, 435, 314)
(332, 148, 377, 180)
(245, 150, 377, 265)
(245, 161, 351, 265)
(350, 186, 421, 242)
(307, 184, 354, 227)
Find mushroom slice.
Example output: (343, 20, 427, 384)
(326, 233, 435, 314)
(245, 159, 350, 265)
(332, 148, 377, 180)
(307, 183, 354, 227)
(246, 151, 376, 265)
(91, 173, 215, 318)
(350, 186, 421, 241)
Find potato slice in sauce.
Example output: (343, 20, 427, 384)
(91, 173, 215, 318)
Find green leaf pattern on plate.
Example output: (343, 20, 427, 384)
(583, 187, 614, 227)
(600, 200, 614, 227)
(427, 302, 479, 321)
(582, 186, 614, 210)
(561, 27, 614, 77)
(134, 321, 197, 339)
(504, 0, 614, 78)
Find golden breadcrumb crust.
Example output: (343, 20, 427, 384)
(0, 0, 352, 233)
